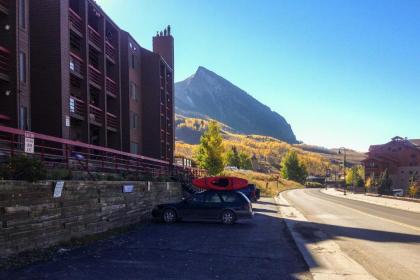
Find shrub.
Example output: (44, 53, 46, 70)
(305, 182, 323, 188)
(9, 155, 47, 182)
(47, 169, 73, 180)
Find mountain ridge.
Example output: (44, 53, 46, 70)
(175, 66, 297, 144)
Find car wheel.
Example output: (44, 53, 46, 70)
(162, 208, 177, 224)
(221, 210, 236, 225)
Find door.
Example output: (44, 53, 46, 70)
(180, 192, 206, 219)
(201, 192, 224, 219)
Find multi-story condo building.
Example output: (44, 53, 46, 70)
(0, 0, 30, 130)
(363, 136, 420, 190)
(140, 28, 174, 162)
(0, 0, 175, 162)
(30, 0, 122, 149)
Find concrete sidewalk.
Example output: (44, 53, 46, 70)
(276, 191, 376, 280)
(322, 188, 420, 213)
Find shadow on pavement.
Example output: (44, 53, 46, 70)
(0, 200, 313, 280)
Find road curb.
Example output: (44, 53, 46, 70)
(321, 188, 420, 213)
(275, 190, 376, 280)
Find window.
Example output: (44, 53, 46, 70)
(19, 106, 28, 130)
(204, 192, 222, 203)
(131, 54, 136, 69)
(130, 82, 138, 101)
(19, 0, 26, 29)
(219, 193, 239, 203)
(130, 111, 138, 129)
(130, 142, 138, 154)
(19, 51, 26, 83)
(190, 193, 205, 203)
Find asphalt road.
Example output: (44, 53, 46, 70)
(283, 189, 420, 280)
(0, 197, 311, 280)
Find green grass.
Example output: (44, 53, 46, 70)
(223, 170, 304, 196)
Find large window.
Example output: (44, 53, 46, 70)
(130, 142, 138, 154)
(19, 0, 26, 29)
(19, 106, 28, 130)
(131, 53, 137, 69)
(130, 82, 138, 101)
(130, 111, 138, 129)
(19, 51, 26, 83)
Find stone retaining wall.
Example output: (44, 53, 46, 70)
(0, 180, 182, 258)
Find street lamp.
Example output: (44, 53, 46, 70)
(338, 147, 347, 195)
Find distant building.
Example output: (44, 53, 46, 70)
(363, 137, 420, 190)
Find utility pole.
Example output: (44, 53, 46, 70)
(339, 147, 347, 195)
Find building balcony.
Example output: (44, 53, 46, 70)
(88, 26, 102, 49)
(70, 53, 84, 77)
(88, 65, 102, 88)
(0, 46, 10, 81)
(105, 41, 116, 62)
(106, 112, 118, 131)
(89, 104, 104, 125)
(69, 8, 83, 34)
(106, 77, 117, 97)
(0, 0, 8, 14)
(69, 96, 85, 118)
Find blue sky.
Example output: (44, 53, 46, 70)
(96, 0, 420, 152)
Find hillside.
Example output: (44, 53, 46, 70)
(175, 116, 366, 176)
(175, 66, 297, 144)
(175, 116, 341, 176)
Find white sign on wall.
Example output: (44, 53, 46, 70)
(65, 115, 70, 127)
(24, 131, 34, 154)
(123, 185, 134, 193)
(53, 181, 65, 198)
(69, 98, 75, 113)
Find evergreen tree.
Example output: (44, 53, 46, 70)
(378, 169, 392, 195)
(239, 151, 253, 170)
(280, 151, 307, 183)
(195, 121, 225, 175)
(225, 146, 241, 168)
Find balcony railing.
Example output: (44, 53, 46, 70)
(105, 41, 116, 61)
(106, 112, 118, 130)
(69, 96, 85, 117)
(89, 104, 104, 124)
(88, 26, 102, 48)
(0, 124, 206, 181)
(0, 46, 10, 78)
(70, 53, 84, 76)
(89, 65, 102, 87)
(0, 0, 8, 13)
(106, 77, 117, 97)
(69, 8, 83, 34)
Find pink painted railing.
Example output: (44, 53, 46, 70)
(106, 77, 117, 96)
(69, 96, 85, 116)
(70, 53, 84, 76)
(0, 46, 9, 77)
(69, 8, 82, 34)
(105, 41, 116, 61)
(89, 65, 102, 87)
(106, 112, 118, 130)
(0, 125, 206, 181)
(88, 26, 102, 48)
(89, 104, 104, 124)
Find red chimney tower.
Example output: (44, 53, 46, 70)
(152, 25, 174, 70)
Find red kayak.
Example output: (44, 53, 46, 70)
(192, 176, 248, 191)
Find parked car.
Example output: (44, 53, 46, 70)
(238, 184, 260, 202)
(152, 190, 254, 225)
(392, 188, 404, 197)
